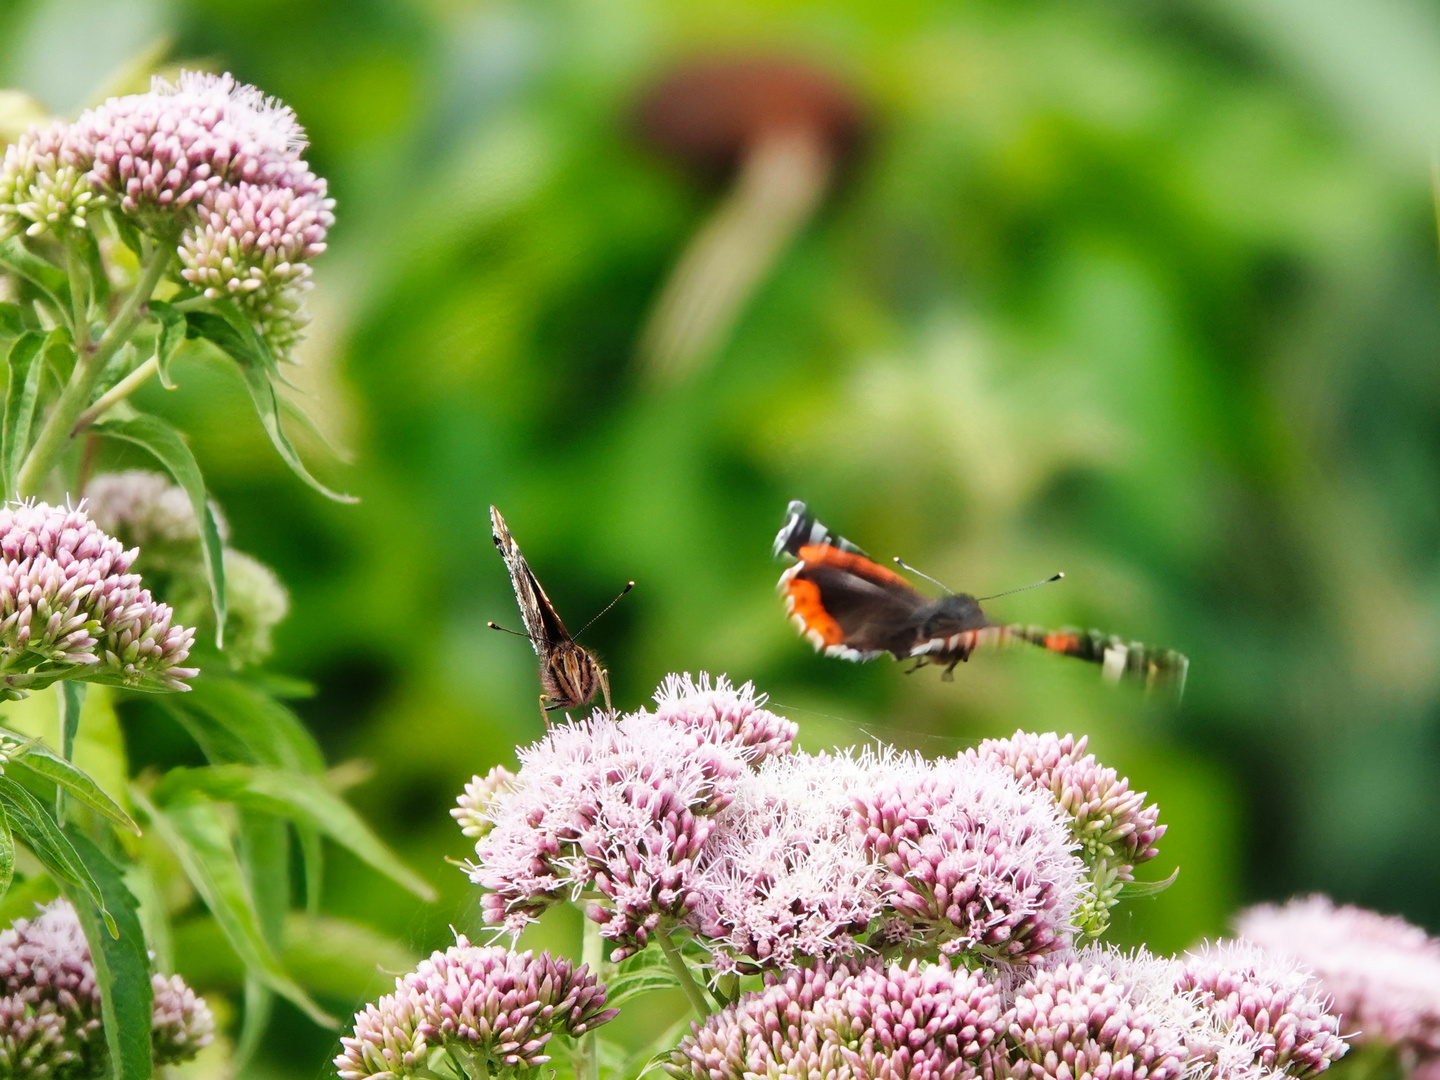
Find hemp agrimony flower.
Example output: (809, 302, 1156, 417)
(335, 939, 616, 1080)
(1238, 896, 1440, 1071)
(0, 900, 212, 1077)
(0, 500, 196, 697)
(971, 730, 1163, 934)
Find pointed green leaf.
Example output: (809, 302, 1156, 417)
(0, 774, 111, 931)
(184, 307, 355, 502)
(147, 301, 187, 389)
(298, 824, 323, 915)
(0, 804, 13, 903)
(1119, 866, 1180, 898)
(163, 675, 323, 772)
(61, 830, 154, 1080)
(4, 331, 46, 496)
(236, 809, 286, 1070)
(91, 415, 226, 648)
(59, 682, 84, 763)
(155, 765, 434, 901)
(4, 735, 140, 835)
(132, 787, 334, 1027)
(0, 237, 70, 315)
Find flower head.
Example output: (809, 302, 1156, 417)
(1237, 896, 1440, 1062)
(689, 750, 882, 972)
(1177, 940, 1346, 1079)
(0, 900, 212, 1072)
(0, 120, 93, 238)
(83, 470, 224, 552)
(849, 751, 1086, 964)
(452, 765, 517, 840)
(468, 706, 748, 956)
(0, 501, 196, 696)
(669, 959, 1007, 1080)
(335, 940, 616, 1080)
(652, 673, 797, 763)
(220, 548, 290, 666)
(1008, 952, 1193, 1080)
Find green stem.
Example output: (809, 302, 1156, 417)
(71, 355, 158, 434)
(63, 243, 89, 350)
(15, 239, 169, 496)
(581, 918, 603, 1080)
(657, 928, 711, 1018)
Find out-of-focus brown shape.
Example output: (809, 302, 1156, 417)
(634, 58, 866, 385)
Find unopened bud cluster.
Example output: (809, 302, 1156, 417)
(0, 900, 212, 1077)
(1, 71, 332, 357)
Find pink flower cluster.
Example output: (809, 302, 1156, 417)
(460, 677, 1152, 973)
(671, 945, 1344, 1080)
(335, 939, 616, 1080)
(2, 71, 333, 357)
(0, 501, 196, 696)
(0, 900, 213, 1075)
(1238, 895, 1440, 1073)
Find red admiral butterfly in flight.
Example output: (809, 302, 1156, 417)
(774, 501, 1188, 693)
(489, 506, 632, 720)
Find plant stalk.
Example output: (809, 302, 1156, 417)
(657, 928, 711, 1018)
(71, 355, 158, 434)
(15, 239, 170, 496)
(63, 243, 89, 351)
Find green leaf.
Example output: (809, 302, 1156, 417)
(606, 950, 680, 1006)
(147, 301, 187, 389)
(4, 733, 141, 835)
(298, 824, 323, 915)
(0, 302, 24, 339)
(4, 331, 46, 497)
(132, 787, 334, 1027)
(59, 682, 84, 763)
(76, 228, 110, 310)
(164, 675, 324, 772)
(92, 415, 227, 648)
(236, 809, 286, 1070)
(0, 774, 112, 931)
(1119, 866, 1180, 898)
(185, 306, 356, 503)
(0, 237, 70, 315)
(155, 765, 434, 901)
(0, 804, 13, 903)
(61, 830, 154, 1080)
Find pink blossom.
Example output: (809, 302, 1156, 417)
(1237, 896, 1440, 1063)
(651, 672, 797, 763)
(0, 501, 196, 696)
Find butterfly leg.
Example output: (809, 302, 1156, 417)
(903, 658, 926, 675)
(941, 658, 962, 681)
(598, 667, 614, 714)
(538, 694, 554, 725)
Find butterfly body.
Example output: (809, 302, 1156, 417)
(774, 500, 1188, 691)
(490, 506, 611, 718)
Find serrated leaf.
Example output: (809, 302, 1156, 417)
(0, 804, 13, 903)
(0, 774, 112, 931)
(184, 306, 356, 502)
(147, 300, 187, 389)
(132, 787, 334, 1027)
(61, 830, 154, 1080)
(1119, 866, 1180, 898)
(155, 765, 434, 901)
(4, 331, 46, 496)
(4, 733, 140, 835)
(164, 675, 323, 772)
(92, 415, 226, 648)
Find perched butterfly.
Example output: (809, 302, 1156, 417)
(489, 506, 631, 719)
(774, 500, 1188, 694)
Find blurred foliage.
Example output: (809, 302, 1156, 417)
(5, 0, 1440, 1076)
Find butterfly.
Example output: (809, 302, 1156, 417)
(489, 506, 630, 719)
(773, 500, 1188, 694)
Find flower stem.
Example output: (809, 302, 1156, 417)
(15, 238, 169, 496)
(658, 928, 711, 1018)
(63, 242, 89, 351)
(71, 355, 158, 435)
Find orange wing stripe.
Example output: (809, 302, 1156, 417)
(796, 544, 910, 588)
(785, 577, 845, 646)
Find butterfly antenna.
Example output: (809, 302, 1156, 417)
(893, 557, 955, 594)
(487, 621, 534, 640)
(976, 572, 1065, 602)
(576, 581, 635, 639)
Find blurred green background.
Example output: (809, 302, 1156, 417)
(6, 0, 1440, 1075)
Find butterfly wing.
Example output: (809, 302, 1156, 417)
(490, 505, 575, 658)
(779, 542, 932, 661)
